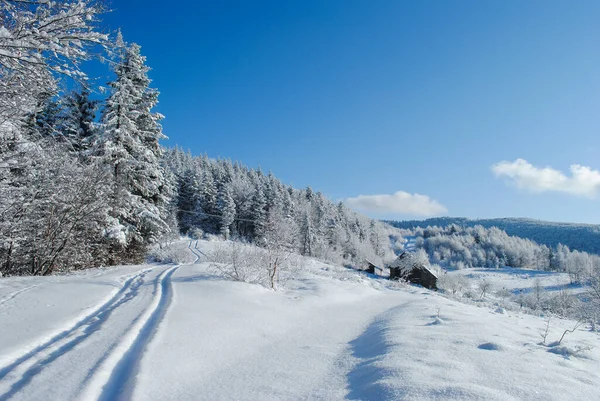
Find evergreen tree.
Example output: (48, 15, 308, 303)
(217, 184, 236, 239)
(199, 169, 218, 231)
(300, 210, 313, 256)
(177, 168, 204, 234)
(62, 87, 99, 153)
(99, 38, 170, 257)
(36, 98, 63, 139)
(251, 187, 267, 243)
(22, 91, 62, 141)
(281, 187, 294, 219)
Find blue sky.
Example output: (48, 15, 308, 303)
(100, 0, 600, 224)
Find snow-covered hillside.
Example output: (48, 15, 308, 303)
(1, 240, 599, 400)
(388, 217, 600, 255)
(447, 267, 582, 297)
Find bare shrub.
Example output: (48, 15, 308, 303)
(540, 318, 551, 345)
(478, 279, 492, 299)
(148, 241, 196, 265)
(208, 242, 265, 285)
(554, 319, 584, 346)
(495, 287, 512, 300)
(438, 274, 470, 296)
(208, 240, 295, 290)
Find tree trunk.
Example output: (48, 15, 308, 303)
(270, 256, 278, 289)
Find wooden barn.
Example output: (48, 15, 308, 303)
(364, 259, 383, 275)
(388, 252, 438, 289)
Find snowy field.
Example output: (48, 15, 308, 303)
(447, 267, 581, 296)
(1, 240, 599, 400)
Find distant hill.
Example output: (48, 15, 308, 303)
(385, 217, 600, 255)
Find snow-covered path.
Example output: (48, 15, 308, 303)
(0, 263, 181, 401)
(134, 264, 409, 401)
(1, 240, 599, 400)
(0, 242, 410, 401)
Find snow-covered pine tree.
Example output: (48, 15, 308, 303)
(32, 95, 63, 139)
(251, 187, 268, 244)
(177, 168, 204, 234)
(199, 168, 218, 232)
(62, 87, 99, 153)
(98, 37, 170, 259)
(281, 186, 295, 219)
(264, 172, 283, 212)
(229, 171, 255, 238)
(217, 184, 236, 239)
(300, 210, 313, 257)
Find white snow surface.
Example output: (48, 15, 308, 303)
(447, 267, 583, 295)
(0, 240, 599, 400)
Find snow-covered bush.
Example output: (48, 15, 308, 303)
(495, 287, 512, 300)
(208, 242, 262, 284)
(148, 242, 196, 265)
(478, 279, 492, 299)
(208, 241, 296, 289)
(544, 289, 579, 317)
(188, 228, 204, 240)
(437, 273, 471, 296)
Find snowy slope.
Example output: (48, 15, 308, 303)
(0, 240, 599, 400)
(447, 267, 583, 296)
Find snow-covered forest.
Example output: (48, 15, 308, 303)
(0, 0, 397, 277)
(407, 224, 600, 279)
(388, 217, 600, 255)
(164, 148, 398, 264)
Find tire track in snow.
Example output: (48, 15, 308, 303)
(84, 264, 180, 401)
(0, 269, 151, 399)
(0, 285, 40, 307)
(188, 240, 204, 263)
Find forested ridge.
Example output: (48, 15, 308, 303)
(388, 217, 600, 255)
(404, 225, 600, 285)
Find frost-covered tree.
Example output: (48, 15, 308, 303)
(0, 0, 112, 276)
(262, 206, 298, 289)
(0, 0, 107, 125)
(0, 144, 111, 276)
(299, 210, 313, 257)
(62, 87, 99, 153)
(199, 169, 218, 230)
(98, 37, 170, 258)
(177, 168, 204, 234)
(250, 187, 268, 243)
(217, 184, 236, 239)
(26, 94, 62, 139)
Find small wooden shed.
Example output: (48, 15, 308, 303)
(388, 252, 438, 289)
(364, 259, 383, 275)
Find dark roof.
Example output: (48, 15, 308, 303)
(364, 259, 383, 271)
(388, 252, 438, 278)
(388, 252, 418, 269)
(419, 264, 439, 279)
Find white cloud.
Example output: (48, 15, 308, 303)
(491, 158, 600, 198)
(344, 191, 448, 217)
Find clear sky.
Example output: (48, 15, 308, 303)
(99, 0, 600, 224)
